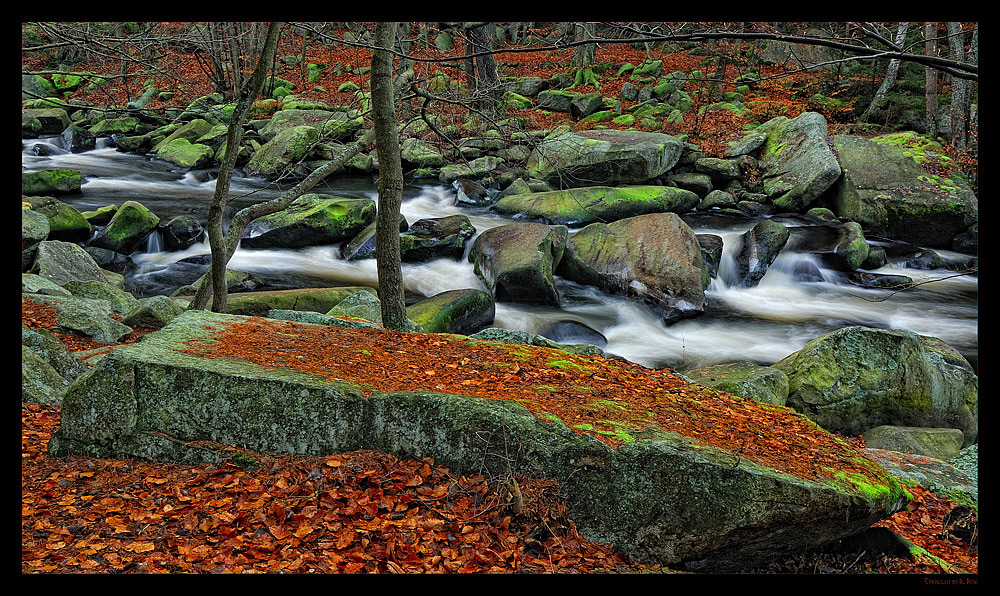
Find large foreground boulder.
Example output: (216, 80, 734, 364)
(49, 310, 909, 571)
(526, 129, 684, 188)
(557, 212, 711, 324)
(829, 133, 978, 248)
(772, 326, 978, 446)
(493, 185, 700, 226)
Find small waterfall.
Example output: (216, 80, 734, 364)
(144, 230, 163, 254)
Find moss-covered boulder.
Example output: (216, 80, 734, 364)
(27, 293, 133, 345)
(22, 208, 50, 270)
(29, 240, 109, 286)
(22, 321, 78, 372)
(22, 346, 70, 405)
(325, 289, 384, 325)
(241, 194, 375, 249)
(681, 361, 789, 406)
(862, 425, 966, 461)
(493, 185, 700, 226)
(757, 112, 842, 211)
(222, 286, 379, 318)
(469, 327, 605, 358)
(89, 200, 160, 254)
(151, 118, 215, 152)
(259, 109, 363, 142)
(22, 273, 71, 298)
(154, 138, 215, 169)
(64, 279, 141, 314)
(122, 295, 187, 330)
(772, 326, 978, 446)
(170, 269, 265, 299)
(399, 215, 476, 263)
(829, 134, 978, 248)
(526, 129, 684, 187)
(469, 223, 568, 306)
(557, 213, 711, 324)
(246, 125, 320, 179)
(22, 108, 70, 135)
(406, 289, 495, 335)
(48, 310, 910, 571)
(89, 116, 143, 137)
(22, 169, 83, 196)
(400, 137, 445, 168)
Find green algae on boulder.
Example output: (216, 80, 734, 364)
(246, 124, 321, 179)
(406, 289, 495, 335)
(773, 326, 978, 446)
(756, 112, 842, 211)
(22, 169, 83, 196)
(526, 129, 684, 187)
(241, 194, 375, 249)
(221, 286, 379, 318)
(829, 134, 978, 248)
(681, 361, 788, 406)
(22, 196, 91, 242)
(493, 185, 700, 226)
(89, 200, 161, 255)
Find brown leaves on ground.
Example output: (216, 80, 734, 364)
(22, 404, 653, 574)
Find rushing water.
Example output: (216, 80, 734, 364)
(22, 137, 978, 373)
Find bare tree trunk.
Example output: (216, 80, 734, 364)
(860, 22, 909, 122)
(371, 21, 408, 332)
(572, 22, 596, 67)
(947, 22, 972, 149)
(924, 22, 939, 138)
(465, 23, 501, 118)
(191, 21, 283, 313)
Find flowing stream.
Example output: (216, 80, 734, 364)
(23, 137, 978, 373)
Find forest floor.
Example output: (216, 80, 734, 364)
(22, 298, 979, 576)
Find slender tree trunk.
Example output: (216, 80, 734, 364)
(371, 21, 408, 332)
(860, 22, 909, 122)
(466, 24, 500, 117)
(192, 21, 283, 313)
(947, 22, 971, 149)
(572, 22, 596, 67)
(924, 22, 939, 138)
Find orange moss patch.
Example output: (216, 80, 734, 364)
(179, 316, 890, 492)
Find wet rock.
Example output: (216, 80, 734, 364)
(470, 222, 568, 306)
(557, 212, 711, 324)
